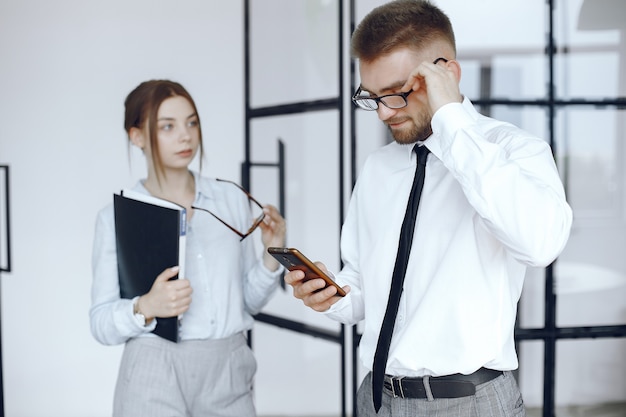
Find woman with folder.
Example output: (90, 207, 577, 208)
(90, 79, 286, 417)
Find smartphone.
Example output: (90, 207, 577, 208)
(268, 247, 346, 297)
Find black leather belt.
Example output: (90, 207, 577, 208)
(383, 368, 503, 399)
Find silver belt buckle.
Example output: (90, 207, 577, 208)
(389, 376, 405, 398)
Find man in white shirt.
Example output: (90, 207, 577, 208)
(284, 1, 573, 416)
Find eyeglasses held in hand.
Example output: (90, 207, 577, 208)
(191, 179, 265, 241)
(351, 57, 449, 111)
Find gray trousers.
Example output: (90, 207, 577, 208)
(113, 333, 257, 417)
(357, 371, 526, 417)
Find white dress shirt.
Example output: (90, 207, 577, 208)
(326, 97, 572, 377)
(90, 172, 282, 345)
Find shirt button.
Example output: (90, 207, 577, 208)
(197, 253, 203, 259)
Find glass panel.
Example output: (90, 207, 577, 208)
(555, 271, 626, 327)
(555, 108, 623, 217)
(522, 340, 626, 415)
(556, 339, 626, 409)
(518, 340, 545, 411)
(253, 322, 343, 416)
(250, 110, 343, 416)
(456, 60, 482, 101)
(249, 0, 340, 108)
(520, 266, 547, 329)
(555, 52, 621, 100)
(251, 111, 342, 327)
(452, 0, 547, 101)
(554, 0, 623, 99)
(554, 107, 626, 327)
(459, 54, 548, 102)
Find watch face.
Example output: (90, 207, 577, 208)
(134, 313, 146, 326)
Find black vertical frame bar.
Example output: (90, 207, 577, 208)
(0, 164, 10, 417)
(243, 0, 252, 190)
(336, 1, 348, 414)
(543, 1, 557, 415)
(348, 3, 359, 417)
(0, 166, 11, 274)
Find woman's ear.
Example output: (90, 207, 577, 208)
(129, 127, 145, 149)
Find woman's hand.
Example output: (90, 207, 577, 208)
(259, 204, 286, 271)
(137, 266, 193, 322)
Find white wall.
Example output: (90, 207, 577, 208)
(0, 1, 246, 416)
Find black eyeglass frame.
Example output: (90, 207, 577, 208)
(351, 57, 449, 111)
(191, 178, 265, 241)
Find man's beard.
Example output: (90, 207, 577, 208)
(386, 113, 433, 144)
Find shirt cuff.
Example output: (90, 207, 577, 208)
(130, 296, 157, 331)
(321, 270, 349, 315)
(258, 260, 285, 283)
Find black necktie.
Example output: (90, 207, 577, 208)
(372, 144, 429, 412)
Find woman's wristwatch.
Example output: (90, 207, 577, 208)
(133, 298, 149, 326)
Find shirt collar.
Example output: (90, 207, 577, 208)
(399, 140, 429, 163)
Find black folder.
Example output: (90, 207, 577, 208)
(113, 190, 187, 343)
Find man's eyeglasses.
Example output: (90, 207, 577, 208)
(191, 179, 265, 241)
(351, 57, 449, 111)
